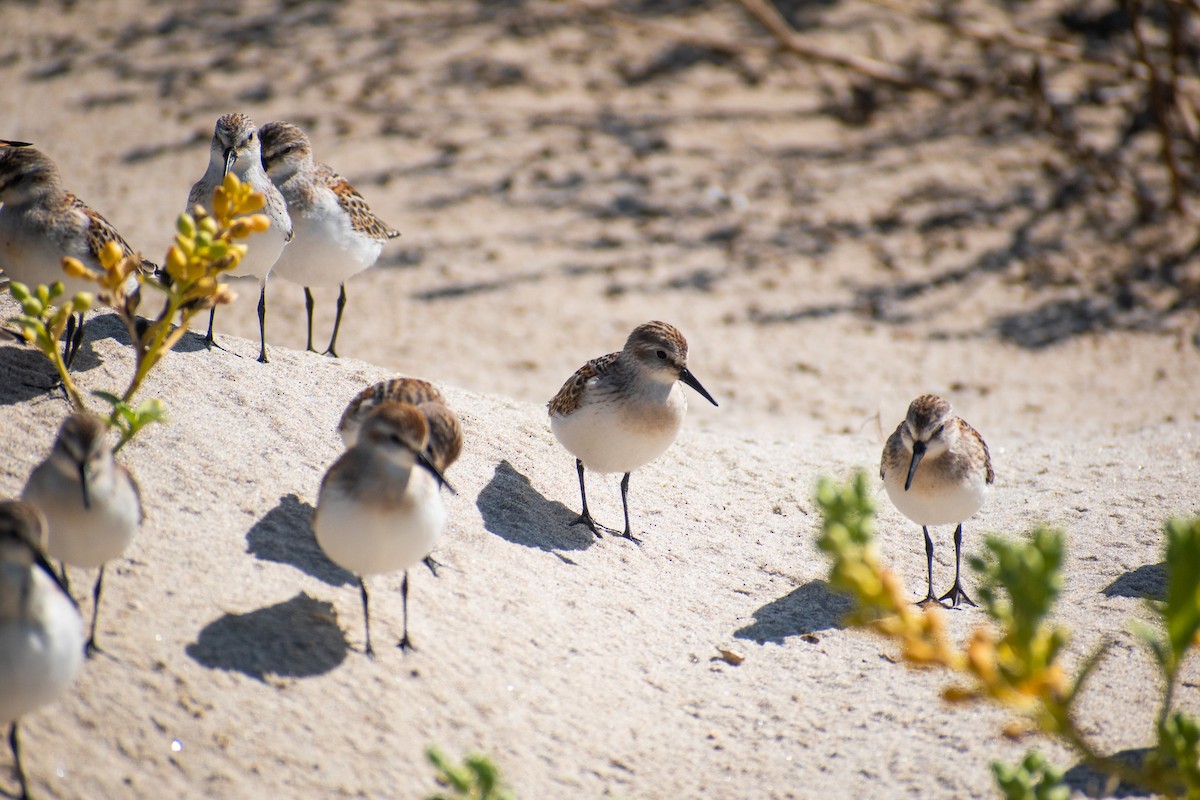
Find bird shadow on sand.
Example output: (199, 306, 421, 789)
(245, 493, 355, 587)
(1102, 562, 1166, 600)
(1063, 747, 1157, 798)
(186, 592, 348, 682)
(734, 580, 852, 644)
(476, 460, 594, 564)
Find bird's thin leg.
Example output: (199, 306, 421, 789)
(303, 287, 317, 353)
(617, 472, 643, 545)
(917, 526, 939, 606)
(256, 280, 269, 363)
(85, 565, 106, 658)
(59, 562, 71, 597)
(570, 458, 601, 537)
(8, 722, 27, 800)
(397, 571, 416, 652)
(359, 577, 374, 658)
(939, 524, 977, 608)
(62, 311, 85, 367)
(323, 283, 346, 358)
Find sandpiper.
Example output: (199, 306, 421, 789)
(22, 413, 142, 655)
(548, 321, 717, 543)
(187, 112, 292, 362)
(314, 400, 457, 656)
(0, 147, 152, 365)
(259, 121, 400, 357)
(880, 394, 994, 608)
(0, 500, 84, 800)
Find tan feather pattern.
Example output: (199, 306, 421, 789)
(338, 378, 461, 471)
(318, 164, 400, 242)
(547, 351, 620, 418)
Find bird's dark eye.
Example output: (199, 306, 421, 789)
(656, 350, 667, 360)
(389, 433, 402, 446)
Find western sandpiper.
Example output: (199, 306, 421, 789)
(187, 112, 292, 362)
(0, 147, 152, 365)
(314, 400, 456, 656)
(22, 413, 142, 655)
(0, 500, 84, 800)
(338, 377, 462, 577)
(259, 121, 400, 357)
(548, 321, 717, 543)
(880, 394, 994, 608)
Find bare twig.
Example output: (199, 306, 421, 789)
(733, 0, 957, 95)
(1126, 0, 1186, 214)
(572, 0, 956, 96)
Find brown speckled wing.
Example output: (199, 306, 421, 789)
(880, 421, 907, 481)
(340, 378, 444, 435)
(69, 193, 136, 260)
(962, 419, 995, 485)
(318, 164, 400, 242)
(547, 352, 619, 417)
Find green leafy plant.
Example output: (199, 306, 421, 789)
(6, 172, 269, 448)
(426, 746, 516, 800)
(816, 471, 1200, 799)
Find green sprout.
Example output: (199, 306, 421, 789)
(5, 172, 269, 448)
(816, 472, 1200, 799)
(426, 747, 516, 800)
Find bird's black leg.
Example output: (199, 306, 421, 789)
(256, 280, 269, 363)
(85, 565, 105, 658)
(358, 577, 375, 657)
(397, 571, 416, 653)
(59, 562, 72, 597)
(62, 311, 85, 368)
(917, 526, 939, 606)
(303, 287, 317, 353)
(939, 524, 977, 608)
(9, 722, 28, 800)
(617, 472, 642, 545)
(323, 283, 346, 358)
(570, 458, 602, 537)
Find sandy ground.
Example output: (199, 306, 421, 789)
(2, 0, 1199, 798)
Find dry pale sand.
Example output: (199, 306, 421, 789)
(2, 0, 1200, 798)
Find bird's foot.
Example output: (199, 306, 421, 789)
(322, 347, 340, 358)
(363, 642, 376, 659)
(84, 638, 102, 659)
(201, 333, 230, 353)
(397, 636, 417, 654)
(617, 529, 644, 546)
(571, 513, 603, 539)
(938, 582, 977, 609)
(423, 555, 443, 578)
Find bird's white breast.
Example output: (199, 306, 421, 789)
(551, 382, 686, 474)
(23, 463, 140, 568)
(314, 470, 445, 576)
(272, 193, 382, 287)
(882, 462, 989, 527)
(0, 567, 84, 724)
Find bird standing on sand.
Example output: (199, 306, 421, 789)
(880, 394, 994, 608)
(548, 321, 718, 543)
(22, 413, 142, 655)
(187, 112, 292, 362)
(259, 121, 401, 357)
(0, 500, 84, 800)
(0, 147, 152, 366)
(314, 396, 459, 656)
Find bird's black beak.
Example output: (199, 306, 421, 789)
(78, 461, 91, 509)
(904, 440, 926, 492)
(680, 367, 718, 407)
(223, 146, 238, 176)
(418, 453, 456, 495)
